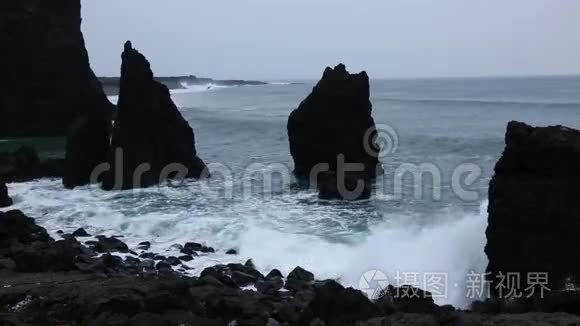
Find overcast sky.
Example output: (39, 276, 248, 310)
(82, 0, 580, 80)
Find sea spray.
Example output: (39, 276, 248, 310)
(240, 201, 489, 308)
(5, 179, 488, 308)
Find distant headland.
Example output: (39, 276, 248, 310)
(98, 75, 268, 96)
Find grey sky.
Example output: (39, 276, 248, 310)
(82, 0, 580, 80)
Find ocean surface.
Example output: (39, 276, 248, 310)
(4, 76, 580, 307)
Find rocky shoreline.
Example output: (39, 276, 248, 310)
(1, 207, 580, 325)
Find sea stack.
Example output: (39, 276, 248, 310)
(0, 0, 113, 137)
(287, 64, 382, 200)
(101, 41, 208, 190)
(486, 121, 580, 296)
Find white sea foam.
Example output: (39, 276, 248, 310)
(107, 95, 118, 105)
(177, 82, 232, 93)
(107, 83, 233, 105)
(239, 202, 488, 308)
(2, 180, 488, 308)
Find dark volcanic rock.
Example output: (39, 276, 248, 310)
(181, 242, 213, 255)
(2, 272, 580, 326)
(0, 210, 51, 248)
(137, 241, 151, 251)
(63, 115, 112, 189)
(12, 238, 85, 272)
(266, 269, 284, 279)
(256, 270, 284, 295)
(300, 280, 382, 325)
(102, 41, 208, 190)
(155, 260, 173, 273)
(287, 266, 314, 281)
(71, 227, 91, 237)
(166, 256, 181, 266)
(0, 182, 12, 207)
(179, 254, 194, 262)
(486, 121, 580, 296)
(91, 236, 129, 253)
(287, 64, 382, 181)
(0, 146, 64, 183)
(200, 263, 264, 288)
(285, 266, 315, 292)
(377, 285, 439, 314)
(0, 210, 92, 273)
(225, 248, 238, 255)
(139, 252, 156, 259)
(0, 0, 114, 137)
(4, 209, 580, 324)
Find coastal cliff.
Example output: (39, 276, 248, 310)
(486, 121, 580, 296)
(0, 0, 113, 137)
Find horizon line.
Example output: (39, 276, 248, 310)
(97, 73, 580, 82)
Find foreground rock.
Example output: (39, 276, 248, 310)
(0, 0, 113, 137)
(1, 209, 580, 325)
(0, 146, 64, 183)
(102, 41, 208, 190)
(2, 272, 580, 326)
(287, 64, 382, 200)
(486, 121, 580, 297)
(0, 183, 12, 208)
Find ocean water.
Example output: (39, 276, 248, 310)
(4, 76, 580, 307)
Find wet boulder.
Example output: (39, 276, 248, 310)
(200, 263, 264, 288)
(0, 210, 51, 248)
(285, 266, 315, 293)
(90, 236, 129, 253)
(256, 269, 284, 295)
(71, 228, 91, 238)
(376, 285, 439, 314)
(299, 280, 382, 325)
